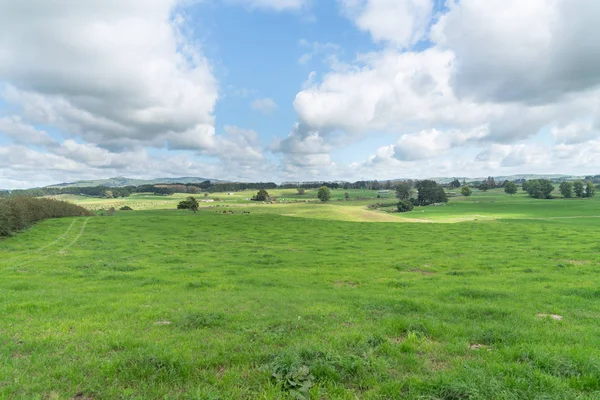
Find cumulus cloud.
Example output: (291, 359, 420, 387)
(0, 115, 57, 147)
(339, 0, 433, 48)
(432, 0, 600, 103)
(551, 122, 599, 145)
(0, 0, 218, 151)
(251, 98, 278, 115)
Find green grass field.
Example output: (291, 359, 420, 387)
(2, 191, 600, 398)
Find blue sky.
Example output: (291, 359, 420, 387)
(1, 0, 600, 188)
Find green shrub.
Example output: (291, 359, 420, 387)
(0, 197, 92, 237)
(119, 206, 133, 211)
(397, 200, 414, 213)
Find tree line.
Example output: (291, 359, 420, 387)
(0, 197, 93, 237)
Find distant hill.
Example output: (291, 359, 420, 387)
(430, 174, 585, 184)
(47, 176, 224, 188)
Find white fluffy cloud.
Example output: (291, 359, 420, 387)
(0, 0, 218, 151)
(339, 0, 433, 47)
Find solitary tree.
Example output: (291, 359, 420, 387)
(395, 182, 412, 200)
(317, 186, 331, 202)
(559, 182, 573, 198)
(415, 180, 448, 206)
(297, 187, 306, 195)
(397, 200, 414, 213)
(344, 192, 350, 201)
(504, 181, 518, 195)
(177, 196, 199, 213)
(574, 181, 585, 198)
(461, 186, 472, 197)
(478, 183, 489, 192)
(252, 189, 270, 201)
(450, 179, 461, 188)
(585, 182, 596, 198)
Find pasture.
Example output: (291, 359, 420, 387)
(1, 191, 600, 399)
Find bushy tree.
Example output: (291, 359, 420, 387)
(317, 186, 331, 202)
(504, 181, 517, 195)
(297, 188, 306, 195)
(397, 200, 414, 213)
(478, 183, 489, 192)
(524, 179, 554, 199)
(559, 182, 573, 198)
(344, 192, 350, 201)
(395, 182, 412, 200)
(585, 182, 596, 198)
(522, 180, 529, 192)
(450, 179, 461, 188)
(461, 186, 472, 197)
(251, 189, 270, 202)
(574, 181, 585, 198)
(415, 180, 448, 206)
(177, 196, 199, 213)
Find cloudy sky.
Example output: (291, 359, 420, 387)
(1, 0, 600, 188)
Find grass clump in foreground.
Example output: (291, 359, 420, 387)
(1, 203, 600, 399)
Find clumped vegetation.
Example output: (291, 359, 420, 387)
(0, 197, 92, 237)
(251, 189, 270, 202)
(317, 186, 331, 202)
(177, 196, 199, 213)
(396, 199, 414, 212)
(461, 185, 472, 197)
(523, 179, 555, 199)
(415, 180, 448, 205)
(119, 205, 133, 211)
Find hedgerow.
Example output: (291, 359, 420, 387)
(0, 197, 93, 237)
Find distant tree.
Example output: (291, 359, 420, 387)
(204, 192, 209, 197)
(585, 181, 596, 198)
(397, 200, 414, 213)
(317, 186, 331, 202)
(415, 180, 448, 206)
(450, 179, 461, 188)
(395, 182, 412, 200)
(524, 179, 554, 199)
(297, 187, 306, 195)
(479, 183, 489, 192)
(344, 192, 350, 201)
(461, 186, 472, 197)
(177, 196, 199, 213)
(573, 180, 585, 198)
(486, 176, 496, 188)
(522, 180, 529, 192)
(187, 186, 201, 194)
(504, 181, 518, 195)
(104, 190, 114, 198)
(252, 189, 270, 202)
(559, 182, 573, 198)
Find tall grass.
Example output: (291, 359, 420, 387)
(0, 197, 92, 236)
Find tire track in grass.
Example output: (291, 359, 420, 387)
(1, 218, 78, 265)
(8, 217, 91, 269)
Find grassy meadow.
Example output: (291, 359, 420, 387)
(1, 190, 600, 398)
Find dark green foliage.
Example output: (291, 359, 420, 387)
(177, 196, 199, 213)
(461, 186, 472, 197)
(344, 192, 350, 200)
(450, 179, 461, 188)
(415, 180, 448, 206)
(397, 200, 414, 213)
(317, 186, 331, 202)
(478, 183, 489, 192)
(297, 187, 305, 195)
(524, 179, 554, 199)
(395, 182, 412, 200)
(504, 181, 518, 195)
(585, 182, 595, 198)
(0, 197, 92, 237)
(119, 206, 133, 211)
(252, 189, 270, 202)
(559, 182, 573, 198)
(574, 181, 585, 198)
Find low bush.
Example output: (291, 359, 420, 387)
(397, 199, 414, 213)
(119, 206, 133, 211)
(0, 197, 92, 237)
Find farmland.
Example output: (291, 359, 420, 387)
(1, 190, 600, 399)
